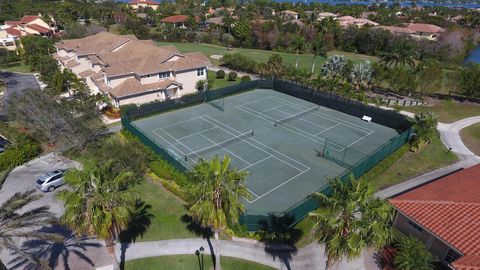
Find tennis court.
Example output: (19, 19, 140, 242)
(131, 88, 399, 215)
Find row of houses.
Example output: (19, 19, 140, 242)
(53, 32, 211, 107)
(0, 15, 56, 51)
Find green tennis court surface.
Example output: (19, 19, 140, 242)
(132, 89, 399, 215)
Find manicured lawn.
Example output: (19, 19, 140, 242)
(359, 135, 458, 191)
(2, 63, 32, 73)
(460, 123, 480, 156)
(207, 70, 241, 89)
(405, 99, 480, 123)
(123, 179, 199, 242)
(156, 41, 378, 70)
(124, 255, 276, 270)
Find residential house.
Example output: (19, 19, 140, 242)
(389, 164, 480, 270)
(317, 12, 337, 21)
(374, 25, 416, 37)
(406, 23, 445, 41)
(128, 0, 160, 11)
(0, 15, 55, 50)
(337, 16, 379, 28)
(160, 15, 199, 29)
(54, 32, 211, 107)
(279, 10, 299, 21)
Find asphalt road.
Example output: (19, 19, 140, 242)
(0, 154, 115, 270)
(0, 71, 39, 117)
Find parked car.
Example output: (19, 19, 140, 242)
(35, 169, 68, 192)
(0, 136, 9, 154)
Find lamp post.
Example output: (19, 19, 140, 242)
(195, 249, 201, 270)
(199, 246, 205, 270)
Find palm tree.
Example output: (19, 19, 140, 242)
(311, 36, 328, 73)
(410, 112, 438, 152)
(349, 61, 373, 92)
(321, 55, 347, 79)
(380, 40, 417, 68)
(394, 235, 437, 270)
(188, 156, 249, 270)
(292, 35, 305, 69)
(56, 159, 137, 250)
(0, 170, 60, 270)
(309, 176, 394, 270)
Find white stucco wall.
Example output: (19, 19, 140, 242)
(108, 74, 135, 88)
(174, 68, 206, 96)
(116, 90, 166, 106)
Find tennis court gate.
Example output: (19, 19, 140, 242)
(121, 79, 413, 231)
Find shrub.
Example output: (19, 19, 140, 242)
(228, 72, 237, 81)
(394, 235, 437, 270)
(148, 172, 184, 199)
(221, 53, 257, 73)
(149, 159, 190, 188)
(216, 70, 225, 79)
(241, 75, 251, 82)
(0, 140, 40, 171)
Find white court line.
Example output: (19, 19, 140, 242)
(269, 96, 373, 134)
(236, 105, 344, 152)
(245, 188, 260, 202)
(345, 130, 374, 148)
(250, 169, 310, 203)
(265, 96, 330, 112)
(260, 104, 287, 113)
(237, 96, 275, 107)
(204, 115, 310, 171)
(151, 129, 192, 163)
(198, 133, 253, 166)
(315, 123, 340, 136)
(152, 116, 205, 131)
(176, 126, 219, 141)
(155, 129, 202, 163)
(240, 155, 272, 172)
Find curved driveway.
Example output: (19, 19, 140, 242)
(438, 116, 480, 164)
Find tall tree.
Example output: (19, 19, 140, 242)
(380, 39, 417, 68)
(188, 156, 249, 270)
(309, 176, 393, 270)
(0, 171, 60, 270)
(56, 159, 137, 248)
(311, 36, 328, 74)
(292, 35, 305, 69)
(410, 112, 438, 152)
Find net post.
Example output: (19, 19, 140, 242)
(341, 146, 348, 167)
(322, 137, 328, 157)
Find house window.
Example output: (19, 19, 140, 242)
(159, 72, 170, 79)
(444, 249, 461, 264)
(408, 220, 423, 232)
(197, 68, 205, 76)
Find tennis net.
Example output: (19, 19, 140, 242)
(184, 130, 255, 161)
(274, 106, 320, 127)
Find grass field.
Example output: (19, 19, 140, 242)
(359, 135, 458, 191)
(406, 100, 480, 123)
(156, 41, 379, 70)
(460, 123, 480, 156)
(124, 255, 276, 270)
(207, 70, 241, 89)
(123, 179, 199, 242)
(1, 63, 32, 73)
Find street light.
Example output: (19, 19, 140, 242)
(199, 246, 205, 270)
(195, 249, 201, 270)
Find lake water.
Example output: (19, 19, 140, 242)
(115, 0, 480, 8)
(465, 46, 480, 64)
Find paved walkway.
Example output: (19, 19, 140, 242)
(208, 66, 259, 80)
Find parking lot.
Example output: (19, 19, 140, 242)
(0, 153, 115, 270)
(0, 71, 40, 118)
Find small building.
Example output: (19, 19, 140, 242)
(389, 164, 480, 270)
(160, 15, 199, 29)
(405, 23, 445, 41)
(279, 10, 299, 21)
(317, 12, 337, 21)
(0, 14, 55, 51)
(374, 25, 416, 36)
(128, 0, 160, 11)
(337, 16, 378, 28)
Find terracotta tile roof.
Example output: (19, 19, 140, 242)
(25, 24, 51, 34)
(160, 15, 189, 23)
(20, 15, 41, 24)
(4, 27, 22, 37)
(56, 32, 135, 56)
(4, 21, 21, 26)
(65, 59, 80, 68)
(93, 80, 111, 93)
(406, 23, 445, 34)
(90, 72, 104, 81)
(88, 55, 104, 66)
(389, 164, 480, 270)
(375, 25, 416, 34)
(78, 70, 95, 78)
(109, 78, 181, 98)
(129, 0, 159, 5)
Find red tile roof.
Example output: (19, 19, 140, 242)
(4, 21, 21, 26)
(4, 27, 22, 37)
(20, 15, 41, 24)
(389, 164, 480, 270)
(25, 24, 51, 34)
(160, 15, 189, 23)
(406, 23, 445, 34)
(129, 0, 159, 4)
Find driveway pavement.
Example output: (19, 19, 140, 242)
(0, 71, 39, 117)
(0, 153, 115, 270)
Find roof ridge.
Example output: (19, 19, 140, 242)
(390, 199, 480, 206)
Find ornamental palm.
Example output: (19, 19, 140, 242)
(321, 55, 347, 79)
(187, 156, 249, 270)
(394, 235, 437, 270)
(56, 159, 137, 248)
(349, 61, 373, 92)
(292, 35, 305, 69)
(0, 170, 60, 270)
(380, 40, 417, 68)
(309, 176, 394, 270)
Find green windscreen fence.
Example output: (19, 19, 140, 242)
(122, 79, 412, 231)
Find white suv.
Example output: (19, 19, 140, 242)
(35, 169, 67, 192)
